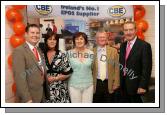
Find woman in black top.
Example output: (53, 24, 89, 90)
(44, 32, 73, 103)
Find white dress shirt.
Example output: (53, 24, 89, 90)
(26, 41, 42, 63)
(97, 46, 108, 80)
(126, 36, 137, 49)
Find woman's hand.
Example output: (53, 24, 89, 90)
(48, 74, 69, 83)
(56, 74, 69, 81)
(48, 76, 56, 83)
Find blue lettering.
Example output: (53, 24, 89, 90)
(110, 7, 124, 14)
(119, 8, 123, 13)
(36, 5, 50, 11)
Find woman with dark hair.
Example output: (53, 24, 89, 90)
(67, 32, 94, 103)
(44, 32, 73, 103)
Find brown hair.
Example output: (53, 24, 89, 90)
(123, 21, 136, 30)
(25, 24, 40, 32)
(73, 32, 88, 46)
(44, 32, 59, 52)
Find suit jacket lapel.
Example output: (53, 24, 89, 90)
(23, 43, 43, 72)
(94, 47, 98, 72)
(37, 47, 47, 73)
(122, 42, 127, 65)
(106, 46, 110, 59)
(106, 46, 111, 69)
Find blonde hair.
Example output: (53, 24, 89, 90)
(95, 30, 108, 39)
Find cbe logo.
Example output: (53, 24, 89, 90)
(35, 5, 52, 15)
(108, 5, 126, 17)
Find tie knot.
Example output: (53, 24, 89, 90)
(33, 47, 37, 51)
(127, 42, 131, 46)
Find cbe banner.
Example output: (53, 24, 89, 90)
(27, 5, 134, 20)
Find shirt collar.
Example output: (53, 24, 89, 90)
(127, 36, 137, 46)
(97, 46, 106, 52)
(26, 41, 37, 51)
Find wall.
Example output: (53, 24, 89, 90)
(143, 5, 155, 77)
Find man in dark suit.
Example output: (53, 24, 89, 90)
(46, 23, 52, 34)
(12, 24, 49, 103)
(119, 22, 152, 103)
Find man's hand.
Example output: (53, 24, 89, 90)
(26, 100, 32, 103)
(137, 88, 146, 94)
(112, 85, 119, 91)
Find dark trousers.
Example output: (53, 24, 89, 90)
(93, 79, 115, 103)
(120, 77, 143, 103)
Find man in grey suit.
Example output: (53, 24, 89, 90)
(12, 24, 49, 103)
